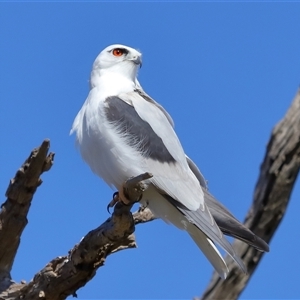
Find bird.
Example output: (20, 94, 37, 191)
(71, 44, 269, 279)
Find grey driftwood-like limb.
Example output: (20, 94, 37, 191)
(0, 140, 54, 292)
(199, 89, 300, 300)
(0, 171, 151, 300)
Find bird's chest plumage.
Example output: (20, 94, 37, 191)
(76, 88, 145, 190)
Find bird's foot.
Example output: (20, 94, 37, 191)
(107, 184, 132, 213)
(106, 173, 153, 214)
(107, 192, 119, 213)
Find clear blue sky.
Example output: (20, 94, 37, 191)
(1, 2, 299, 299)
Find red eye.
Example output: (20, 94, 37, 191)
(112, 48, 124, 57)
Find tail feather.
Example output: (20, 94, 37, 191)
(204, 189, 269, 252)
(186, 155, 269, 252)
(188, 224, 228, 279)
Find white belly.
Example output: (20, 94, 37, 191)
(74, 99, 145, 190)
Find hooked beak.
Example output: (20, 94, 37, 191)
(132, 56, 142, 68)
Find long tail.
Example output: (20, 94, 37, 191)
(146, 190, 235, 279)
(187, 224, 229, 279)
(186, 155, 269, 252)
(204, 189, 269, 252)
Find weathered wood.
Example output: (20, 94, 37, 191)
(199, 89, 300, 300)
(133, 206, 156, 224)
(0, 140, 54, 291)
(0, 173, 149, 300)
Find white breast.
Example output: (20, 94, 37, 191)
(71, 74, 145, 190)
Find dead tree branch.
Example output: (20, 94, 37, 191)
(200, 89, 300, 300)
(0, 140, 54, 293)
(0, 163, 152, 300)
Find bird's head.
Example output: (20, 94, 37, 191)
(92, 44, 142, 82)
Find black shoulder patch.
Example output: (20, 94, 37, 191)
(104, 96, 176, 163)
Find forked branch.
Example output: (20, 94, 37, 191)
(0, 140, 54, 292)
(0, 164, 152, 300)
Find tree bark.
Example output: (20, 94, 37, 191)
(0, 158, 151, 300)
(0, 140, 54, 293)
(0, 89, 299, 300)
(199, 89, 300, 300)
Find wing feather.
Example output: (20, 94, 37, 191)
(119, 91, 248, 271)
(134, 87, 175, 127)
(118, 91, 204, 211)
(187, 155, 269, 252)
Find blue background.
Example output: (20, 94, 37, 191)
(1, 2, 299, 299)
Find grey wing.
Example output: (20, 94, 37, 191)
(118, 91, 250, 272)
(186, 155, 208, 190)
(134, 87, 175, 127)
(186, 155, 269, 252)
(118, 90, 204, 211)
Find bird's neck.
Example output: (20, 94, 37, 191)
(90, 70, 136, 97)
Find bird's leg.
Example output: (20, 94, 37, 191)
(107, 172, 153, 213)
(107, 183, 136, 212)
(107, 192, 120, 213)
(118, 182, 132, 205)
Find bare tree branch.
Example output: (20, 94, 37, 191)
(200, 89, 300, 300)
(0, 166, 152, 300)
(0, 140, 54, 292)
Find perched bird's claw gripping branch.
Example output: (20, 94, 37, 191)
(107, 172, 153, 213)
